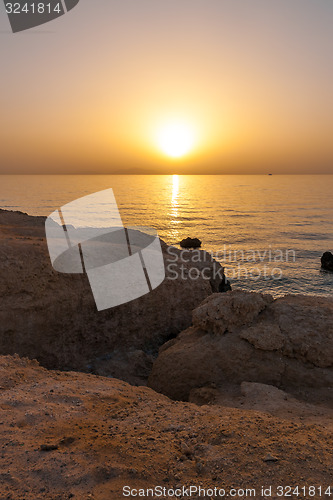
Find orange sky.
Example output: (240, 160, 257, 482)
(0, 0, 332, 174)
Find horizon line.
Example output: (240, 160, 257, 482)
(1, 172, 333, 176)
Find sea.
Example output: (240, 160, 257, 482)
(0, 174, 332, 298)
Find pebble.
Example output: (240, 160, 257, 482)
(40, 444, 59, 452)
(263, 453, 279, 462)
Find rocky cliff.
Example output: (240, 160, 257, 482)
(0, 209, 223, 375)
(148, 290, 333, 401)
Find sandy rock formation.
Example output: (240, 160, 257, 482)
(0, 354, 332, 499)
(148, 290, 333, 401)
(0, 209, 224, 375)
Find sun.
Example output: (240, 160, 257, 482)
(156, 121, 195, 158)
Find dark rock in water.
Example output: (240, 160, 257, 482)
(218, 277, 232, 293)
(321, 251, 333, 272)
(180, 237, 202, 249)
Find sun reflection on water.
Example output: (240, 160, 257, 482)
(172, 174, 179, 203)
(169, 175, 181, 241)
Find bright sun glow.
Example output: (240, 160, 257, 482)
(156, 122, 195, 158)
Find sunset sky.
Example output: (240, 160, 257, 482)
(0, 0, 332, 174)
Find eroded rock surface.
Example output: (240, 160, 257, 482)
(148, 290, 333, 401)
(0, 354, 332, 499)
(0, 209, 224, 376)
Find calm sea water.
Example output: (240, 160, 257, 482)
(0, 175, 332, 298)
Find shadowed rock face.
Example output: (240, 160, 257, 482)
(148, 290, 333, 401)
(0, 209, 224, 374)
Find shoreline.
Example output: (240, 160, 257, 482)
(1, 206, 332, 298)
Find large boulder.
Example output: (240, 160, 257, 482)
(0, 209, 224, 374)
(148, 290, 333, 400)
